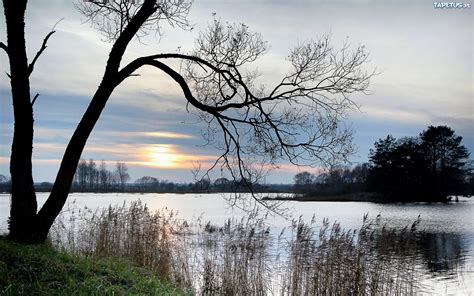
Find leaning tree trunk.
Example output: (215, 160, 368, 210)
(34, 83, 115, 241)
(4, 0, 38, 242)
(3, 0, 159, 243)
(31, 0, 158, 242)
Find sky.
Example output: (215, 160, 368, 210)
(0, 0, 472, 183)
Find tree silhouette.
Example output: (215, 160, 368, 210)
(0, 174, 9, 185)
(368, 126, 470, 201)
(294, 171, 314, 193)
(115, 161, 130, 190)
(292, 164, 369, 197)
(420, 126, 470, 198)
(2, 0, 374, 242)
(0, 174, 9, 192)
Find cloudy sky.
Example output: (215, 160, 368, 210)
(0, 0, 472, 183)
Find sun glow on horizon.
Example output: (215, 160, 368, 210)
(148, 145, 181, 168)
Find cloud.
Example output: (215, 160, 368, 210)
(140, 131, 195, 139)
(1, 0, 471, 183)
(357, 106, 431, 125)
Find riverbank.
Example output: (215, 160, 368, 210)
(264, 192, 385, 202)
(0, 236, 187, 295)
(264, 192, 472, 203)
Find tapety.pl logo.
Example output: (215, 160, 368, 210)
(433, 2, 471, 8)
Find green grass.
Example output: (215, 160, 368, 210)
(0, 236, 188, 296)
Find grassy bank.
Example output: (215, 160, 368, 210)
(0, 236, 187, 295)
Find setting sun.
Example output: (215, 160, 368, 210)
(148, 145, 181, 168)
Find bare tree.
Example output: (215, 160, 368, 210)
(135, 176, 159, 186)
(0, 174, 9, 185)
(294, 172, 315, 186)
(99, 160, 109, 190)
(115, 161, 130, 190)
(2, 0, 373, 242)
(87, 159, 98, 189)
(0, 173, 10, 193)
(75, 159, 88, 188)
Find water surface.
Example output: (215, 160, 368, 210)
(1, 193, 472, 294)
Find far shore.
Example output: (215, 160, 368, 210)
(263, 192, 385, 203)
(1, 190, 471, 204)
(262, 192, 472, 203)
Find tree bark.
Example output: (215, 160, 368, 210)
(4, 0, 39, 242)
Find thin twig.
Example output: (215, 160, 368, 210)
(31, 93, 40, 106)
(28, 18, 63, 75)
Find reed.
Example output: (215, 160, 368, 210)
(278, 215, 420, 295)
(50, 201, 423, 295)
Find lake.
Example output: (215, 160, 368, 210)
(1, 193, 473, 294)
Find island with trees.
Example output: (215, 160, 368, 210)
(290, 125, 473, 202)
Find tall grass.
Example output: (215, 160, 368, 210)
(278, 215, 420, 295)
(51, 201, 423, 295)
(197, 217, 272, 295)
(51, 202, 192, 288)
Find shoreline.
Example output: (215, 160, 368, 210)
(263, 192, 385, 203)
(1, 191, 470, 203)
(263, 192, 472, 203)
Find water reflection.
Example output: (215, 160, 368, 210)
(418, 232, 467, 275)
(370, 227, 470, 292)
(370, 228, 468, 277)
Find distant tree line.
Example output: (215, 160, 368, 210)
(294, 126, 473, 202)
(68, 159, 285, 193)
(1, 167, 290, 194)
(294, 164, 369, 196)
(72, 159, 130, 191)
(132, 176, 277, 193)
(0, 174, 10, 192)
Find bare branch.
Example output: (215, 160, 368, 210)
(116, 23, 373, 195)
(182, 25, 372, 183)
(75, 0, 193, 42)
(0, 42, 7, 54)
(89, 12, 373, 213)
(28, 18, 63, 75)
(28, 30, 55, 75)
(31, 93, 39, 106)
